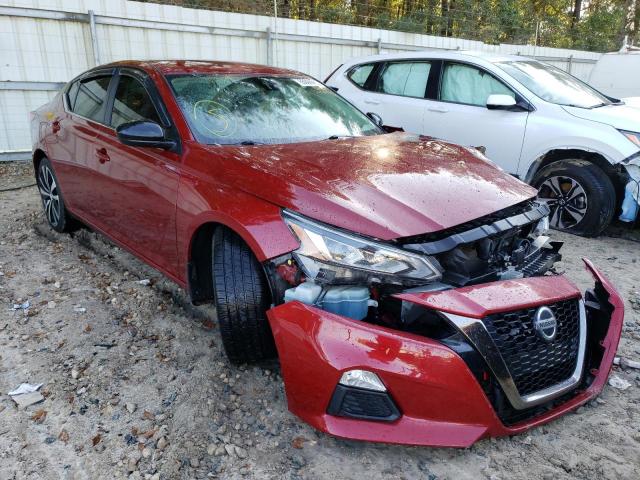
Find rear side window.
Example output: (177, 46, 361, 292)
(72, 76, 112, 122)
(378, 62, 431, 98)
(440, 63, 514, 106)
(348, 64, 375, 88)
(110, 76, 161, 128)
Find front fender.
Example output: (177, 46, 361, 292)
(518, 109, 636, 181)
(176, 172, 299, 285)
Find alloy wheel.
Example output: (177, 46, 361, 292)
(38, 164, 61, 227)
(538, 175, 588, 230)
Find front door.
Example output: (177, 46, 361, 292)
(92, 71, 181, 275)
(423, 61, 529, 174)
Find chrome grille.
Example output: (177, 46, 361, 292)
(482, 299, 581, 396)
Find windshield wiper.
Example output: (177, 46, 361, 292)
(235, 140, 265, 146)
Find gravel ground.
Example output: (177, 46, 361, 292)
(1, 162, 639, 480)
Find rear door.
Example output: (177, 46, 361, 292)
(423, 61, 529, 174)
(48, 72, 115, 221)
(91, 69, 181, 274)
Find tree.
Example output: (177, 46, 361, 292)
(139, 0, 640, 52)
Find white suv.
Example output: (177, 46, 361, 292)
(326, 51, 640, 236)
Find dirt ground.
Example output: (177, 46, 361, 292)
(1, 161, 639, 480)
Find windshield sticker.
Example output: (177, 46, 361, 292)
(193, 100, 237, 137)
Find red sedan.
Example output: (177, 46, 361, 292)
(31, 60, 623, 447)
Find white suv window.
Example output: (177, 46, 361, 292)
(441, 63, 514, 106)
(348, 64, 375, 88)
(378, 62, 430, 98)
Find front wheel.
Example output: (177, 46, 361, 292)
(533, 160, 615, 237)
(212, 227, 276, 364)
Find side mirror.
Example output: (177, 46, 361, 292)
(366, 111, 384, 128)
(116, 121, 175, 149)
(486, 94, 517, 110)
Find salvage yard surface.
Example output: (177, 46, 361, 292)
(1, 162, 639, 480)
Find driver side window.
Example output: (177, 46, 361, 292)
(440, 63, 514, 106)
(111, 76, 161, 128)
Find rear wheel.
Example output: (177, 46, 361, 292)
(212, 227, 276, 364)
(36, 157, 75, 233)
(533, 160, 615, 236)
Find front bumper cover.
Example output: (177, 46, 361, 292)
(267, 259, 623, 447)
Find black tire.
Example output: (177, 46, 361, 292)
(533, 160, 615, 237)
(212, 227, 276, 364)
(36, 157, 76, 233)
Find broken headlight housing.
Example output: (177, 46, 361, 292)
(283, 210, 442, 285)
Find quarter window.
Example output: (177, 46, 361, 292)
(348, 63, 375, 88)
(378, 62, 431, 98)
(66, 81, 80, 110)
(440, 63, 514, 106)
(111, 76, 161, 128)
(72, 76, 112, 122)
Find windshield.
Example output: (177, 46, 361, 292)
(168, 74, 380, 145)
(495, 60, 611, 108)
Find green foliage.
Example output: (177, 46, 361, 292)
(142, 0, 640, 52)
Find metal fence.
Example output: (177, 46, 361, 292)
(0, 0, 602, 161)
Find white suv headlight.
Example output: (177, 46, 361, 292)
(283, 210, 442, 285)
(619, 129, 640, 148)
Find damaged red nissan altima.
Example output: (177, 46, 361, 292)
(31, 61, 623, 447)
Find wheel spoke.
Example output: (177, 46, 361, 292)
(44, 198, 52, 222)
(39, 169, 48, 191)
(549, 205, 562, 228)
(38, 187, 49, 198)
(51, 201, 60, 224)
(537, 196, 558, 205)
(564, 209, 582, 224)
(567, 189, 586, 206)
(546, 177, 564, 197)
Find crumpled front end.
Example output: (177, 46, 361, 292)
(619, 160, 640, 223)
(267, 260, 623, 447)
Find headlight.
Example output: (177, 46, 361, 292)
(620, 129, 640, 148)
(283, 210, 442, 285)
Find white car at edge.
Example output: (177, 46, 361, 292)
(325, 51, 640, 236)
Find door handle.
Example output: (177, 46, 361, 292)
(52, 120, 61, 134)
(364, 99, 380, 105)
(96, 147, 110, 164)
(427, 106, 449, 113)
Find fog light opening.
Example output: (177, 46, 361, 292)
(339, 370, 387, 392)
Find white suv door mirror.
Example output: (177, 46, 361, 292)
(486, 94, 517, 110)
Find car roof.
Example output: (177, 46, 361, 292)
(340, 50, 526, 66)
(100, 60, 304, 77)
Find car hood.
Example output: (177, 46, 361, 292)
(563, 103, 640, 131)
(622, 97, 640, 109)
(202, 132, 537, 240)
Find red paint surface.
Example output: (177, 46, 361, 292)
(31, 61, 624, 447)
(33, 60, 536, 291)
(394, 274, 582, 318)
(268, 264, 623, 447)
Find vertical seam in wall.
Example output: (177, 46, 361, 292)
(11, 17, 27, 82)
(36, 19, 51, 84)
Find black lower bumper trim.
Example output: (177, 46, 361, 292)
(327, 384, 401, 422)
